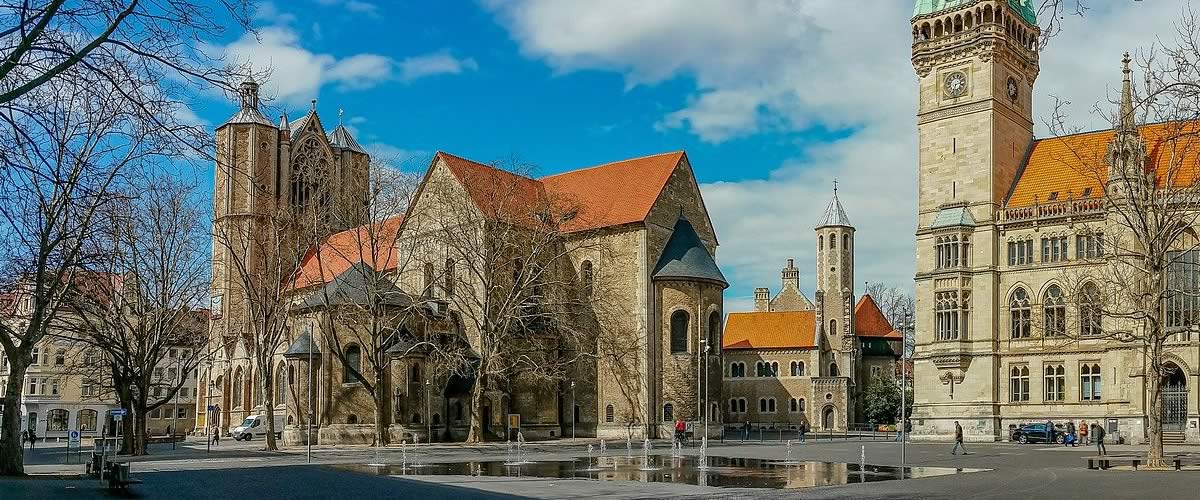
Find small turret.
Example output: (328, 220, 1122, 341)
(221, 76, 273, 127)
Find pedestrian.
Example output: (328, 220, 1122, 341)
(799, 421, 807, 443)
(211, 425, 220, 446)
(1091, 423, 1106, 456)
(1065, 421, 1076, 447)
(1078, 420, 1089, 446)
(27, 428, 37, 450)
(674, 417, 686, 448)
(1045, 419, 1055, 443)
(742, 420, 750, 442)
(951, 421, 967, 455)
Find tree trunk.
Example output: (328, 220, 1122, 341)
(466, 376, 485, 444)
(1147, 346, 1165, 467)
(262, 369, 278, 451)
(133, 399, 148, 456)
(0, 363, 29, 476)
(374, 374, 389, 447)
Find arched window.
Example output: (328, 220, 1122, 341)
(605, 404, 614, 423)
(670, 310, 689, 353)
(580, 260, 594, 297)
(455, 401, 464, 422)
(819, 235, 823, 250)
(232, 368, 243, 409)
(707, 311, 721, 350)
(343, 344, 361, 383)
(829, 363, 839, 377)
(78, 409, 97, 432)
(829, 319, 837, 336)
(799, 398, 806, 412)
(789, 398, 798, 412)
(770, 361, 779, 377)
(738, 398, 747, 413)
(1010, 288, 1031, 338)
(843, 234, 850, 250)
(444, 258, 455, 296)
(290, 137, 332, 211)
(433, 413, 441, 426)
(1044, 364, 1065, 401)
(830, 233, 837, 249)
(1081, 364, 1102, 401)
(347, 414, 358, 424)
(275, 362, 287, 405)
(1010, 366, 1030, 401)
(1043, 285, 1066, 337)
(662, 403, 674, 422)
(1079, 283, 1102, 336)
(423, 263, 435, 298)
(46, 409, 68, 431)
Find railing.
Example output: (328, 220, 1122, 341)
(718, 422, 899, 444)
(1002, 197, 1105, 223)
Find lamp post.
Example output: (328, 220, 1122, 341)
(425, 379, 431, 442)
(899, 307, 913, 472)
(570, 381, 576, 442)
(703, 342, 711, 438)
(171, 356, 180, 450)
(206, 379, 215, 454)
(698, 338, 706, 442)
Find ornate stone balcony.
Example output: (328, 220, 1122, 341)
(1000, 197, 1105, 225)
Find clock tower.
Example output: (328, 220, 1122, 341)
(910, 0, 1039, 441)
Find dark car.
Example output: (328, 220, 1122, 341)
(1011, 423, 1064, 444)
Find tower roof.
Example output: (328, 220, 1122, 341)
(913, 0, 1035, 25)
(329, 125, 367, 154)
(816, 186, 852, 228)
(221, 77, 274, 127)
(283, 330, 320, 358)
(652, 215, 728, 287)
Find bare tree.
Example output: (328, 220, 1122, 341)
(1039, 24, 1200, 464)
(413, 158, 608, 443)
(865, 282, 915, 356)
(65, 173, 209, 455)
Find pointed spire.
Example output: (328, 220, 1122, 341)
(221, 74, 272, 127)
(817, 181, 852, 228)
(279, 111, 289, 130)
(310, 99, 317, 113)
(338, 108, 344, 126)
(1119, 52, 1136, 133)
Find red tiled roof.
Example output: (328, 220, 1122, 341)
(853, 294, 901, 339)
(541, 151, 684, 232)
(289, 215, 404, 290)
(434, 150, 685, 233)
(1007, 120, 1200, 207)
(722, 310, 816, 350)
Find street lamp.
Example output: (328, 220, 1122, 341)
(899, 306, 913, 473)
(205, 377, 215, 454)
(425, 379, 431, 442)
(570, 381, 576, 442)
(703, 342, 711, 438)
(698, 338, 706, 442)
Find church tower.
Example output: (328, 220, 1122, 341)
(910, 1, 1039, 440)
(814, 186, 854, 380)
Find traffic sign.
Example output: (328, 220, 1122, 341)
(68, 430, 80, 444)
(113, 414, 123, 422)
(110, 408, 127, 417)
(207, 405, 216, 411)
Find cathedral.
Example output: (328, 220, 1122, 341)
(198, 77, 727, 443)
(722, 192, 902, 431)
(911, 0, 1199, 444)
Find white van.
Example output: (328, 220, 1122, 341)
(230, 414, 285, 441)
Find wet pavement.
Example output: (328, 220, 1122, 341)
(336, 454, 986, 490)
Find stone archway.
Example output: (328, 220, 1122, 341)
(1163, 362, 1188, 432)
(822, 405, 836, 430)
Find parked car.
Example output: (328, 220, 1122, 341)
(230, 414, 284, 441)
(1011, 423, 1063, 444)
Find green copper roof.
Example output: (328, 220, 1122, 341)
(913, 0, 1036, 26)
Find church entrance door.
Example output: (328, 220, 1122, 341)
(822, 406, 835, 430)
(1163, 363, 1187, 432)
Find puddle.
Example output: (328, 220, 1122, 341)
(335, 454, 985, 490)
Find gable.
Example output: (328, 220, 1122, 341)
(853, 294, 901, 339)
(540, 151, 683, 232)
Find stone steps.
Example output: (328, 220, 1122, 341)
(1163, 431, 1186, 445)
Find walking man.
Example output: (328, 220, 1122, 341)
(951, 421, 967, 455)
(1078, 420, 1089, 446)
(1091, 422, 1106, 456)
(211, 425, 220, 446)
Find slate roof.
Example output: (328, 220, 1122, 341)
(283, 330, 320, 358)
(722, 310, 816, 350)
(652, 215, 727, 287)
(328, 125, 367, 154)
(816, 191, 852, 228)
(931, 205, 977, 228)
(222, 107, 274, 127)
(913, 0, 1035, 25)
(294, 262, 413, 311)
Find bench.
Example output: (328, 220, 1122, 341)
(1085, 454, 1200, 471)
(104, 461, 143, 491)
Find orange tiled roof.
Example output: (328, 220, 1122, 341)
(289, 215, 404, 290)
(1007, 120, 1200, 207)
(722, 310, 816, 350)
(541, 151, 685, 232)
(435, 150, 685, 233)
(853, 294, 901, 339)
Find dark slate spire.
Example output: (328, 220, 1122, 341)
(1118, 52, 1136, 134)
(652, 214, 728, 288)
(816, 181, 852, 228)
(283, 329, 321, 358)
(222, 76, 274, 127)
(295, 262, 412, 311)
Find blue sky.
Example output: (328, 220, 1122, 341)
(189, 0, 1178, 311)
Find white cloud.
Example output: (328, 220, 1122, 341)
(314, 0, 379, 17)
(485, 0, 1178, 311)
(399, 51, 479, 82)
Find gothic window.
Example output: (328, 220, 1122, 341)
(829, 319, 837, 336)
(423, 263, 435, 299)
(444, 258, 455, 297)
(275, 362, 287, 405)
(830, 233, 837, 249)
(935, 291, 961, 341)
(1043, 285, 1066, 337)
(843, 234, 850, 250)
(1044, 365, 1065, 401)
(1167, 250, 1200, 328)
(1076, 233, 1104, 259)
(670, 310, 689, 353)
(729, 362, 745, 378)
(799, 398, 806, 412)
(1041, 236, 1068, 263)
(1080, 364, 1102, 401)
(662, 403, 674, 422)
(1079, 283, 1102, 336)
(232, 368, 243, 409)
(605, 404, 614, 423)
(790, 361, 805, 377)
(770, 361, 779, 377)
(789, 398, 798, 412)
(819, 235, 823, 250)
(1009, 366, 1030, 402)
(580, 260, 593, 297)
(1010, 288, 1031, 338)
(290, 137, 332, 211)
(343, 344, 361, 383)
(829, 363, 839, 377)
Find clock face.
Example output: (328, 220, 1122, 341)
(944, 72, 967, 98)
(1007, 77, 1019, 101)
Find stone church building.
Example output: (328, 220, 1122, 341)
(198, 77, 727, 443)
(911, 0, 1199, 444)
(721, 193, 902, 431)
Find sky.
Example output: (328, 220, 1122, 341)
(188, 0, 1179, 312)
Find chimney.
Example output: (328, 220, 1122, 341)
(754, 288, 770, 312)
(782, 258, 800, 290)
